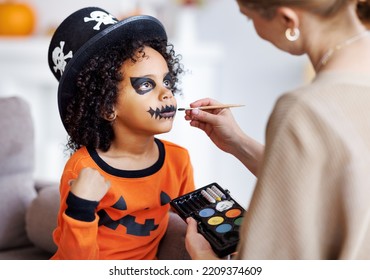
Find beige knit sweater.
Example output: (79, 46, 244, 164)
(236, 72, 370, 259)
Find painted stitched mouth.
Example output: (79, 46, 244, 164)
(147, 105, 176, 119)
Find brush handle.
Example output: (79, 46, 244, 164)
(178, 104, 245, 111)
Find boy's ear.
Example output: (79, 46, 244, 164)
(276, 7, 300, 29)
(102, 109, 117, 121)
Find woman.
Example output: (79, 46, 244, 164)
(184, 0, 370, 259)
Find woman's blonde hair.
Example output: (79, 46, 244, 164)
(237, 0, 368, 19)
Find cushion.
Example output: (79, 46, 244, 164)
(26, 185, 59, 254)
(0, 245, 53, 260)
(0, 96, 37, 250)
(157, 212, 190, 260)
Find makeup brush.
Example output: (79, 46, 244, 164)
(177, 104, 245, 111)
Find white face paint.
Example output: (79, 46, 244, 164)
(52, 41, 73, 75)
(83, 11, 117, 30)
(215, 200, 235, 212)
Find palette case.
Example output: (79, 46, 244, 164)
(170, 182, 245, 258)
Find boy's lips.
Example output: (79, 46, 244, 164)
(147, 105, 177, 119)
(159, 111, 176, 118)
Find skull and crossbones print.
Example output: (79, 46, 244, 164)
(84, 11, 117, 30)
(52, 41, 73, 76)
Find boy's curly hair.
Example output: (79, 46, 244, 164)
(64, 38, 183, 154)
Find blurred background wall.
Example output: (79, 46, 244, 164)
(0, 0, 311, 209)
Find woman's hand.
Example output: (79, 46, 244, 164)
(69, 167, 111, 201)
(184, 98, 245, 155)
(184, 98, 264, 177)
(185, 217, 219, 260)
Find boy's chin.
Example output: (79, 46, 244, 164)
(155, 122, 174, 134)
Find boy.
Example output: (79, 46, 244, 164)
(48, 7, 194, 259)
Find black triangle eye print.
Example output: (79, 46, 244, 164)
(160, 191, 171, 205)
(112, 196, 127, 210)
(97, 191, 170, 236)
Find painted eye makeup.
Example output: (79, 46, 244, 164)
(163, 73, 174, 90)
(130, 77, 156, 95)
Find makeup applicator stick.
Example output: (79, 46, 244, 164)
(178, 104, 245, 111)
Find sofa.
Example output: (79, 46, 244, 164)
(0, 96, 190, 260)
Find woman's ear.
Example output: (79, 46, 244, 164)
(276, 7, 300, 29)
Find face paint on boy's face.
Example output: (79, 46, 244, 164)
(162, 73, 174, 91)
(130, 73, 174, 95)
(128, 73, 177, 120)
(147, 104, 176, 119)
(130, 77, 156, 95)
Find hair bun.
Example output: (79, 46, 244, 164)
(358, 0, 370, 26)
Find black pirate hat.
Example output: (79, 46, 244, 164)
(48, 7, 167, 131)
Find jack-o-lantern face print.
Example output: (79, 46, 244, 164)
(97, 191, 171, 236)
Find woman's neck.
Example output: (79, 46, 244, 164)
(304, 5, 367, 73)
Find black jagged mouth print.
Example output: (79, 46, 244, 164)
(147, 105, 176, 119)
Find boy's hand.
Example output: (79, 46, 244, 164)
(69, 167, 111, 201)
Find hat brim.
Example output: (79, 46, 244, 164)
(57, 15, 167, 131)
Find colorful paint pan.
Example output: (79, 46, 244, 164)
(225, 208, 242, 218)
(216, 200, 234, 212)
(215, 223, 232, 233)
(208, 216, 224, 225)
(234, 217, 243, 226)
(199, 208, 215, 218)
(170, 182, 245, 258)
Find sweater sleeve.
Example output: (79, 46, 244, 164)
(65, 191, 98, 222)
(51, 170, 101, 260)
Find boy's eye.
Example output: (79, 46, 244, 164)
(130, 77, 156, 95)
(163, 73, 174, 90)
(163, 79, 172, 88)
(140, 81, 153, 90)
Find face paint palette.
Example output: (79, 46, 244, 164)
(170, 182, 245, 258)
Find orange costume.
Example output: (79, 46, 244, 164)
(51, 138, 194, 260)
